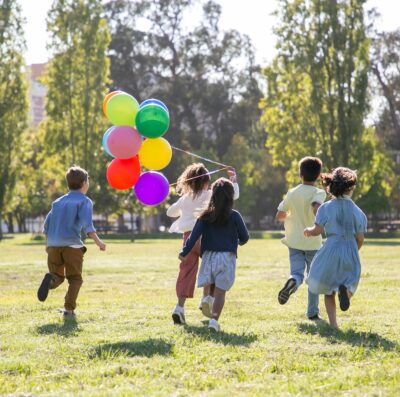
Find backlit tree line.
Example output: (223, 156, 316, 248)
(0, 0, 399, 238)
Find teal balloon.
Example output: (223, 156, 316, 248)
(136, 105, 170, 138)
(102, 127, 115, 157)
(106, 93, 139, 127)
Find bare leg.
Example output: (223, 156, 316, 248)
(208, 284, 215, 297)
(178, 297, 186, 307)
(211, 287, 226, 320)
(324, 294, 338, 329)
(203, 285, 210, 297)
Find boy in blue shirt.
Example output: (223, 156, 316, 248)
(37, 166, 106, 317)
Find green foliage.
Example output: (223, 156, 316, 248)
(106, 0, 283, 224)
(44, 0, 128, 216)
(45, 0, 110, 168)
(0, 0, 28, 236)
(261, 0, 394, 214)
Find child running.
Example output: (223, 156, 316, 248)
(276, 157, 326, 320)
(37, 166, 106, 318)
(179, 178, 249, 332)
(304, 167, 367, 329)
(167, 163, 239, 325)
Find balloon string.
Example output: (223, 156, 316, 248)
(171, 145, 229, 168)
(169, 167, 229, 187)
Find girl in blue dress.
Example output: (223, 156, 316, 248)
(304, 167, 367, 329)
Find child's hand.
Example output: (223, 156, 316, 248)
(226, 167, 237, 183)
(304, 228, 313, 237)
(97, 240, 106, 251)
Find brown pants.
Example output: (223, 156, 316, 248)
(176, 232, 201, 299)
(47, 247, 86, 311)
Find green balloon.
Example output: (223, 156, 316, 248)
(106, 93, 139, 127)
(136, 105, 170, 138)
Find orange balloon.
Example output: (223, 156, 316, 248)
(102, 91, 123, 118)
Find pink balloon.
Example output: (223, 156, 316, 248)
(106, 126, 142, 159)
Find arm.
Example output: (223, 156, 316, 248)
(79, 200, 106, 251)
(355, 233, 364, 250)
(311, 202, 321, 216)
(304, 223, 324, 237)
(227, 168, 240, 200)
(276, 196, 289, 223)
(311, 190, 326, 216)
(235, 212, 249, 245)
(166, 197, 183, 218)
(43, 211, 51, 235)
(88, 232, 106, 251)
(179, 220, 204, 258)
(275, 211, 287, 223)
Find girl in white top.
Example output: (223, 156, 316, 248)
(167, 163, 239, 324)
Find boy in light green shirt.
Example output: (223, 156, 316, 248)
(276, 157, 326, 319)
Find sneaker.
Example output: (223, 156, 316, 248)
(338, 285, 350, 311)
(278, 277, 297, 305)
(208, 319, 220, 333)
(308, 314, 322, 321)
(172, 306, 186, 325)
(201, 296, 215, 319)
(37, 273, 54, 302)
(59, 309, 76, 318)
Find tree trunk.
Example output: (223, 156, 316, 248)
(0, 212, 3, 240)
(6, 212, 14, 233)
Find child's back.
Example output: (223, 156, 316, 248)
(280, 184, 326, 250)
(45, 191, 95, 247)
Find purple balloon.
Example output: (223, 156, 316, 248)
(134, 171, 169, 206)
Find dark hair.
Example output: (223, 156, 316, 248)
(321, 167, 357, 197)
(299, 157, 323, 182)
(176, 163, 211, 198)
(200, 178, 234, 226)
(66, 166, 89, 190)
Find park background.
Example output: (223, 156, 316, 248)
(0, 0, 400, 237)
(1, 2, 400, 396)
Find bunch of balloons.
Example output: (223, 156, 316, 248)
(102, 91, 172, 206)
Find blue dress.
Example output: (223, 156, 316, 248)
(307, 196, 367, 295)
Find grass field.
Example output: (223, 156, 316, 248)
(1, 234, 399, 396)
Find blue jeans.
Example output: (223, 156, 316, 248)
(289, 247, 319, 317)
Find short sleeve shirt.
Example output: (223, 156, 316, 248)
(278, 184, 326, 250)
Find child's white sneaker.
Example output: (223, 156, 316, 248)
(172, 305, 186, 325)
(201, 295, 214, 318)
(208, 318, 220, 332)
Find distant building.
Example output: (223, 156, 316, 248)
(28, 63, 47, 126)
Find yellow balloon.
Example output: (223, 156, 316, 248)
(139, 137, 172, 170)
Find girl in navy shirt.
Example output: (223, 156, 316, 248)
(180, 178, 249, 332)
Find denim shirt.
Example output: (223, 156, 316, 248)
(44, 191, 96, 247)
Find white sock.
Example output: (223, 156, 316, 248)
(175, 304, 184, 312)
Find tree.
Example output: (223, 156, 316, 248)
(371, 29, 400, 216)
(0, 0, 28, 239)
(44, 0, 123, 219)
(45, 0, 110, 169)
(106, 0, 260, 165)
(371, 29, 400, 150)
(105, 0, 284, 225)
(261, 0, 393, 214)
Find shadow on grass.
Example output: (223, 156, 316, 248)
(36, 318, 80, 337)
(183, 324, 257, 346)
(92, 339, 173, 359)
(298, 322, 399, 351)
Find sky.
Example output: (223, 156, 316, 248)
(21, 0, 400, 66)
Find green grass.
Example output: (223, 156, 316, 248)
(1, 234, 399, 396)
